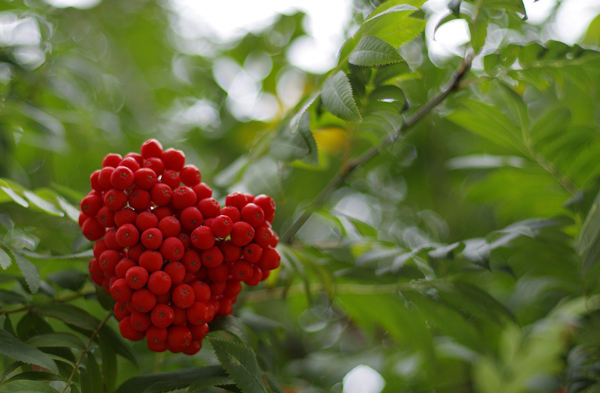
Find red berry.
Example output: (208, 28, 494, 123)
(131, 288, 157, 312)
(197, 198, 220, 218)
(181, 249, 201, 273)
(158, 216, 181, 238)
(182, 340, 202, 355)
(135, 210, 158, 232)
(128, 243, 145, 262)
(223, 280, 243, 297)
(104, 188, 128, 211)
(115, 258, 137, 278)
(211, 215, 233, 238)
(200, 246, 224, 268)
(225, 192, 247, 210)
(244, 266, 263, 286)
(98, 167, 115, 189)
(110, 278, 133, 302)
(148, 340, 169, 352)
(89, 258, 103, 277)
(125, 266, 149, 289)
(151, 183, 172, 206)
(139, 250, 164, 272)
(160, 237, 185, 261)
(186, 302, 209, 325)
(192, 183, 212, 200)
(180, 207, 203, 230)
(220, 206, 241, 223)
(162, 148, 186, 171)
(167, 325, 192, 350)
(141, 139, 163, 159)
(129, 189, 151, 211)
(241, 203, 265, 227)
(257, 247, 281, 271)
(254, 226, 274, 248)
(99, 250, 122, 274)
(243, 243, 263, 264)
(208, 263, 230, 282)
(191, 281, 211, 303)
(114, 208, 137, 227)
(253, 194, 276, 217)
(153, 206, 173, 221)
(90, 170, 103, 192)
(80, 194, 103, 217)
(178, 232, 191, 250)
(147, 270, 172, 295)
(119, 156, 140, 172)
(143, 157, 165, 176)
(119, 317, 145, 341)
(161, 169, 181, 190)
(79, 212, 90, 228)
(217, 298, 233, 316)
(146, 325, 168, 343)
(231, 260, 253, 280)
(110, 166, 135, 190)
(103, 228, 120, 250)
(172, 186, 197, 210)
(114, 302, 130, 321)
(93, 239, 108, 260)
(180, 165, 201, 186)
(163, 261, 186, 285)
(95, 206, 115, 228)
(125, 152, 144, 166)
(172, 306, 188, 326)
(130, 310, 151, 332)
(172, 284, 195, 309)
(190, 226, 215, 250)
(116, 224, 140, 248)
(244, 193, 255, 203)
(134, 168, 158, 189)
(141, 228, 163, 250)
(151, 304, 175, 328)
(190, 323, 209, 341)
(230, 221, 255, 246)
(82, 217, 105, 241)
(219, 241, 242, 263)
(102, 153, 123, 168)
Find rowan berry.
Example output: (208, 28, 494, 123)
(147, 270, 172, 295)
(134, 168, 158, 189)
(128, 243, 145, 262)
(253, 194, 275, 217)
(90, 170, 103, 192)
(190, 226, 215, 250)
(151, 304, 175, 328)
(172, 284, 195, 309)
(141, 139, 163, 159)
(179, 207, 203, 230)
(125, 266, 149, 290)
(192, 183, 212, 200)
(172, 306, 188, 326)
(104, 188, 128, 211)
(208, 297, 221, 314)
(156, 292, 171, 304)
(79, 213, 89, 228)
(200, 246, 224, 268)
(114, 208, 137, 227)
(151, 183, 173, 206)
(208, 263, 230, 282)
(241, 203, 265, 227)
(186, 302, 209, 325)
(164, 261, 186, 284)
(162, 148, 185, 171)
(160, 237, 185, 261)
(231, 260, 253, 280)
(161, 169, 181, 190)
(82, 217, 105, 241)
(139, 250, 164, 272)
(110, 278, 133, 302)
(219, 241, 242, 263)
(143, 157, 165, 176)
(153, 206, 173, 221)
(191, 281, 211, 303)
(223, 279, 243, 297)
(173, 186, 197, 210)
(130, 310, 152, 332)
(218, 298, 233, 316)
(167, 325, 192, 350)
(110, 166, 135, 190)
(243, 266, 263, 286)
(95, 206, 114, 228)
(197, 198, 220, 218)
(146, 325, 168, 343)
(114, 302, 130, 321)
(231, 221, 255, 246)
(257, 247, 281, 271)
(181, 250, 201, 273)
(158, 216, 181, 238)
(211, 215, 233, 238)
(139, 228, 161, 250)
(99, 250, 122, 274)
(225, 192, 246, 210)
(116, 224, 139, 248)
(131, 288, 157, 312)
(253, 226, 274, 248)
(189, 323, 209, 341)
(119, 317, 144, 341)
(148, 340, 169, 352)
(182, 340, 202, 355)
(129, 189, 151, 211)
(220, 206, 241, 223)
(119, 156, 140, 172)
(180, 165, 201, 186)
(81, 194, 103, 217)
(243, 243, 263, 264)
(103, 153, 123, 168)
(125, 152, 144, 166)
(115, 258, 137, 278)
(93, 239, 108, 261)
(98, 167, 115, 189)
(135, 210, 158, 231)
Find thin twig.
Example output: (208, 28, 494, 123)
(61, 312, 112, 393)
(0, 290, 93, 316)
(281, 55, 474, 244)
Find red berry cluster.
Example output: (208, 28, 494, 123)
(79, 139, 280, 355)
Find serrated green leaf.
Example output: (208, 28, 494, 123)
(188, 376, 235, 392)
(321, 71, 362, 122)
(289, 94, 318, 135)
(0, 380, 60, 393)
(23, 191, 64, 216)
(4, 314, 17, 337)
(364, 14, 427, 49)
(46, 269, 88, 291)
(207, 337, 268, 393)
(12, 251, 40, 294)
(99, 322, 138, 366)
(349, 36, 404, 67)
(271, 113, 318, 166)
(209, 316, 251, 344)
(365, 4, 418, 23)
(0, 328, 59, 375)
(26, 332, 86, 351)
(115, 366, 227, 393)
(56, 195, 80, 222)
(0, 246, 12, 269)
(36, 303, 99, 331)
(0, 187, 29, 207)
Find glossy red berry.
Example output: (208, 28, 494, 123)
(191, 281, 211, 303)
(162, 148, 185, 171)
(151, 183, 172, 206)
(192, 183, 212, 200)
(131, 288, 157, 312)
(102, 153, 123, 168)
(200, 246, 224, 268)
(82, 217, 105, 241)
(161, 169, 180, 190)
(135, 210, 158, 231)
(147, 270, 172, 295)
(211, 215, 233, 238)
(163, 261, 186, 285)
(243, 243, 263, 264)
(146, 325, 168, 343)
(190, 226, 215, 250)
(114, 208, 137, 227)
(187, 302, 210, 325)
(197, 198, 220, 218)
(115, 258, 137, 278)
(253, 194, 276, 217)
(160, 237, 185, 261)
(231, 221, 255, 247)
(208, 263, 230, 282)
(180, 165, 201, 186)
(110, 166, 135, 190)
(143, 157, 165, 176)
(140, 139, 163, 159)
(116, 224, 139, 248)
(81, 194, 103, 217)
(125, 266, 149, 290)
(151, 304, 175, 328)
(134, 168, 158, 189)
(139, 250, 164, 272)
(172, 284, 195, 309)
(128, 189, 151, 211)
(220, 206, 241, 223)
(167, 325, 192, 350)
(141, 228, 163, 250)
(241, 203, 265, 227)
(110, 278, 133, 302)
(130, 310, 152, 332)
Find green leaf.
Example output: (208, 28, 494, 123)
(12, 251, 41, 294)
(19, 249, 94, 260)
(115, 366, 227, 393)
(0, 246, 12, 270)
(36, 303, 99, 331)
(209, 316, 251, 344)
(207, 337, 269, 393)
(271, 113, 319, 166)
(349, 36, 404, 67)
(56, 195, 80, 222)
(23, 191, 64, 217)
(99, 322, 138, 366)
(4, 371, 63, 383)
(363, 13, 427, 49)
(368, 85, 407, 112)
(449, 0, 462, 16)
(470, 17, 488, 53)
(0, 380, 59, 393)
(99, 336, 117, 393)
(289, 94, 318, 135)
(0, 187, 29, 208)
(482, 0, 526, 16)
(365, 4, 418, 23)
(0, 328, 59, 374)
(84, 353, 103, 393)
(321, 71, 362, 122)
(239, 313, 282, 335)
(46, 269, 88, 291)
(26, 332, 86, 351)
(242, 157, 283, 199)
(188, 376, 235, 392)
(0, 289, 28, 304)
(214, 156, 250, 187)
(579, 190, 600, 274)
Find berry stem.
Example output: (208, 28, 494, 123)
(281, 54, 474, 244)
(61, 312, 113, 393)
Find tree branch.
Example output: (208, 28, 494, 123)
(281, 55, 473, 244)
